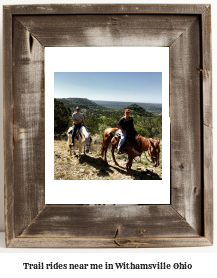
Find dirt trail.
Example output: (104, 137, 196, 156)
(54, 136, 162, 180)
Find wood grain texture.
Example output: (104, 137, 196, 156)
(201, 6, 213, 244)
(3, 7, 14, 247)
(20, 205, 198, 238)
(170, 17, 202, 234)
(16, 15, 197, 47)
(202, 6, 212, 129)
(4, 4, 207, 15)
(8, 237, 212, 248)
(3, 4, 213, 248)
(12, 17, 45, 237)
(204, 125, 213, 243)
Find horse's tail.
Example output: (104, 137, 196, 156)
(66, 134, 72, 150)
(101, 128, 110, 157)
(66, 127, 72, 151)
(101, 128, 117, 157)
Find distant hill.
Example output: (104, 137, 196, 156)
(92, 100, 162, 115)
(55, 98, 155, 119)
(54, 98, 161, 138)
(124, 104, 154, 117)
(57, 98, 109, 112)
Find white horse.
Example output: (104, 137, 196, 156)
(67, 125, 92, 157)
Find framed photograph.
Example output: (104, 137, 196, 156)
(4, 4, 213, 247)
(46, 47, 170, 205)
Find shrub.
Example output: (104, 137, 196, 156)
(54, 99, 71, 134)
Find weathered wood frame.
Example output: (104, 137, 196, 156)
(3, 4, 212, 248)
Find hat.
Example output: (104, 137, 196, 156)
(125, 109, 130, 113)
(76, 107, 80, 110)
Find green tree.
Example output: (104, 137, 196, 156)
(54, 99, 71, 134)
(85, 115, 99, 134)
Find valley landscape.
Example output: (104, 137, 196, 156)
(54, 98, 162, 180)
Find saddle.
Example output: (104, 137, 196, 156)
(68, 127, 81, 140)
(113, 129, 138, 154)
(112, 129, 121, 138)
(75, 129, 81, 140)
(121, 136, 135, 153)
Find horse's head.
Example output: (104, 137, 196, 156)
(81, 126, 92, 153)
(85, 135, 92, 153)
(148, 139, 161, 166)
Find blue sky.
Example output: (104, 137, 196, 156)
(54, 72, 162, 103)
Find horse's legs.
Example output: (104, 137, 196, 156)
(127, 159, 133, 175)
(101, 131, 118, 164)
(67, 135, 72, 156)
(73, 143, 76, 156)
(102, 139, 110, 161)
(69, 144, 72, 156)
(104, 142, 110, 163)
(111, 144, 119, 166)
(110, 137, 119, 165)
(78, 143, 81, 158)
(83, 143, 86, 156)
(101, 140, 105, 158)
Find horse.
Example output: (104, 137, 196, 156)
(101, 128, 160, 174)
(125, 135, 160, 174)
(67, 125, 92, 157)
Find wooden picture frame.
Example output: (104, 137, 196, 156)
(3, 4, 213, 248)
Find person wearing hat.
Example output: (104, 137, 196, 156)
(116, 108, 137, 154)
(70, 106, 84, 146)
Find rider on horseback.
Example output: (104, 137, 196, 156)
(70, 106, 84, 146)
(116, 109, 137, 154)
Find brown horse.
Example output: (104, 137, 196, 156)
(101, 128, 160, 174)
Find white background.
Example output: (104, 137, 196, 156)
(0, 0, 216, 277)
(46, 47, 170, 204)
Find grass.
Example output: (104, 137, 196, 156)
(54, 135, 162, 180)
